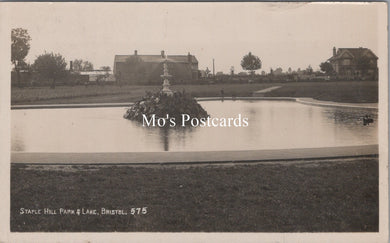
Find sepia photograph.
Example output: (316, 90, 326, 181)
(0, 2, 388, 242)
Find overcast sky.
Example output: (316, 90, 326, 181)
(7, 2, 382, 73)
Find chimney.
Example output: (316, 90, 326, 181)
(134, 50, 138, 56)
(70, 61, 73, 71)
(212, 58, 215, 77)
(333, 47, 336, 56)
(188, 52, 192, 63)
(161, 50, 165, 58)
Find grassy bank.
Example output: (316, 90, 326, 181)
(11, 157, 378, 232)
(11, 81, 378, 105)
(264, 81, 378, 103)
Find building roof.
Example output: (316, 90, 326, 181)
(328, 47, 378, 62)
(114, 54, 198, 64)
(79, 70, 112, 75)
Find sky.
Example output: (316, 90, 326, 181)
(6, 2, 382, 73)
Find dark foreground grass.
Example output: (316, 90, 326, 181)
(11, 157, 378, 232)
(11, 81, 378, 105)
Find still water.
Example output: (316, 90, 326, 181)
(11, 100, 378, 152)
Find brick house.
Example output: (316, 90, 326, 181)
(113, 50, 199, 84)
(328, 47, 378, 79)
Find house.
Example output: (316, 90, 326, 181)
(328, 47, 378, 79)
(79, 70, 114, 83)
(113, 50, 199, 84)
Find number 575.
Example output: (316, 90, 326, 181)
(130, 207, 147, 215)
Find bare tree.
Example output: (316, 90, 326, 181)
(73, 59, 94, 71)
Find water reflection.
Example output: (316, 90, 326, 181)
(11, 101, 378, 152)
(11, 124, 25, 151)
(325, 108, 377, 126)
(160, 127, 169, 151)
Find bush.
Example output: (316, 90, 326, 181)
(124, 91, 208, 126)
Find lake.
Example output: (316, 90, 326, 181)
(11, 100, 378, 152)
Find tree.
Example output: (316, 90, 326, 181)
(32, 52, 67, 88)
(100, 66, 111, 81)
(205, 67, 211, 77)
(241, 52, 262, 76)
(73, 59, 94, 71)
(83, 61, 94, 71)
(100, 66, 111, 71)
(320, 62, 334, 75)
(11, 28, 31, 88)
(274, 67, 283, 75)
(73, 59, 83, 71)
(306, 65, 313, 74)
(230, 66, 234, 76)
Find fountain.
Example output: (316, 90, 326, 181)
(123, 53, 209, 125)
(161, 57, 174, 96)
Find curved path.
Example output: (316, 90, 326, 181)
(295, 98, 377, 109)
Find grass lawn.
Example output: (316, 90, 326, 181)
(11, 80, 378, 105)
(11, 157, 378, 232)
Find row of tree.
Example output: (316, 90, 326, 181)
(13, 27, 372, 88)
(221, 53, 314, 77)
(237, 53, 313, 77)
(241, 52, 373, 78)
(12, 28, 112, 88)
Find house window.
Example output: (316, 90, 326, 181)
(342, 59, 350, 65)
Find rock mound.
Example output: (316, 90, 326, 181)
(124, 91, 208, 125)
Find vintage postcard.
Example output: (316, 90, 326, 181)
(0, 2, 388, 242)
